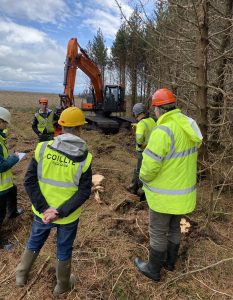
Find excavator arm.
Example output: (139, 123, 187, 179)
(59, 37, 104, 109)
(59, 38, 78, 108)
(77, 50, 104, 107)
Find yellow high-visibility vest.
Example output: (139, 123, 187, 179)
(33, 140, 92, 224)
(35, 112, 54, 134)
(0, 135, 13, 192)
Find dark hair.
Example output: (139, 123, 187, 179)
(159, 104, 176, 112)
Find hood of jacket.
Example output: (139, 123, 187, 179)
(49, 133, 88, 162)
(158, 109, 203, 145)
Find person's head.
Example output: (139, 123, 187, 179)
(152, 88, 176, 119)
(0, 107, 11, 130)
(132, 103, 147, 121)
(39, 97, 48, 112)
(58, 107, 86, 135)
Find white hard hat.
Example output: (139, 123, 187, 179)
(0, 107, 11, 124)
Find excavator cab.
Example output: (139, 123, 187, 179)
(103, 85, 125, 115)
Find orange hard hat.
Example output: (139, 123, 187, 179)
(39, 97, 48, 104)
(58, 107, 87, 127)
(152, 88, 176, 106)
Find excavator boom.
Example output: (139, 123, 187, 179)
(77, 51, 103, 106)
(59, 38, 78, 108)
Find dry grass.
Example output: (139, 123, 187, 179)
(0, 90, 82, 112)
(0, 91, 233, 299)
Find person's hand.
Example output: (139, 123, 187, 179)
(42, 208, 59, 224)
(14, 152, 19, 158)
(131, 123, 137, 131)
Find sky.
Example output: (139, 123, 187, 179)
(0, 0, 134, 94)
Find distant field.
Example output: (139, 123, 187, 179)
(0, 90, 82, 111)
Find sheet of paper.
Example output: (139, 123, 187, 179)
(18, 152, 26, 161)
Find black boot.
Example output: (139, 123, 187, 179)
(0, 224, 13, 250)
(137, 188, 146, 201)
(8, 208, 24, 219)
(134, 248, 165, 281)
(0, 240, 13, 250)
(164, 241, 180, 271)
(127, 173, 139, 195)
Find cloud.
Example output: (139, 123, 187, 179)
(0, 0, 135, 93)
(0, 20, 47, 44)
(0, 0, 69, 24)
(74, 2, 84, 17)
(82, 9, 120, 38)
(94, 0, 133, 17)
(77, 0, 133, 39)
(0, 19, 65, 91)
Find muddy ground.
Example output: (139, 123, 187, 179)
(0, 91, 233, 300)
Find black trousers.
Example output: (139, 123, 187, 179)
(0, 185, 18, 224)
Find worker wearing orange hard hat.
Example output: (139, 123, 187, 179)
(17, 107, 92, 296)
(134, 88, 203, 281)
(32, 97, 55, 142)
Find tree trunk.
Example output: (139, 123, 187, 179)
(196, 0, 209, 161)
(131, 66, 137, 111)
(211, 0, 233, 148)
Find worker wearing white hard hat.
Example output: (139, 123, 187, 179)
(0, 107, 24, 250)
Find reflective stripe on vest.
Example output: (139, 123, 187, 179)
(141, 119, 150, 144)
(156, 125, 175, 156)
(144, 148, 163, 162)
(143, 183, 196, 195)
(136, 133, 143, 140)
(0, 176, 12, 185)
(37, 141, 85, 187)
(144, 125, 198, 162)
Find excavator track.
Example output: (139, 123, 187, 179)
(84, 115, 120, 134)
(84, 115, 134, 134)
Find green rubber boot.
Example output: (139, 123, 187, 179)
(53, 259, 75, 296)
(16, 249, 39, 287)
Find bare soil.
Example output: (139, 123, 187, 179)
(0, 92, 233, 300)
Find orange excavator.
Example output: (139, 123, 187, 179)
(56, 37, 128, 134)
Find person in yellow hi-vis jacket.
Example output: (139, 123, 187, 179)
(0, 107, 24, 250)
(16, 107, 92, 296)
(134, 88, 202, 282)
(127, 103, 156, 199)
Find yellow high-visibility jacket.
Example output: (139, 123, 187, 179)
(135, 117, 156, 151)
(0, 134, 13, 192)
(140, 109, 202, 214)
